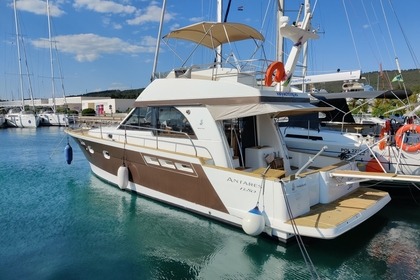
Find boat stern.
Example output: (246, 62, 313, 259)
(283, 187, 390, 239)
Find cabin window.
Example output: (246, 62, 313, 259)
(119, 106, 195, 137)
(157, 107, 195, 137)
(121, 107, 153, 129)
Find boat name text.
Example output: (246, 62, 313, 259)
(227, 177, 260, 192)
(276, 92, 298, 97)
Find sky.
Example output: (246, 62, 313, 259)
(1, 0, 419, 100)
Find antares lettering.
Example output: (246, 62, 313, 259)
(227, 177, 261, 188)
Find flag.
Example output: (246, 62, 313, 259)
(392, 74, 403, 82)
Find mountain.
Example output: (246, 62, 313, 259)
(70, 69, 420, 99)
(313, 69, 420, 93)
(68, 88, 144, 99)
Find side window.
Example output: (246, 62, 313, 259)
(120, 107, 154, 129)
(119, 106, 195, 138)
(158, 107, 195, 137)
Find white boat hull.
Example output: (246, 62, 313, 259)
(281, 126, 420, 176)
(69, 130, 390, 242)
(39, 112, 69, 126)
(5, 113, 40, 128)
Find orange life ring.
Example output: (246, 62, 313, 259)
(395, 124, 420, 152)
(264, 61, 286, 86)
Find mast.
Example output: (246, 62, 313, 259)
(216, 0, 223, 68)
(276, 0, 284, 62)
(13, 0, 25, 111)
(280, 0, 318, 92)
(302, 0, 310, 93)
(47, 0, 56, 113)
(151, 0, 167, 82)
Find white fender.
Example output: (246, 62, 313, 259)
(117, 165, 129, 190)
(242, 206, 265, 236)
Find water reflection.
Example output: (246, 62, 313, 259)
(2, 126, 418, 279)
(84, 176, 323, 279)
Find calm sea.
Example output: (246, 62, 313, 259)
(0, 127, 419, 280)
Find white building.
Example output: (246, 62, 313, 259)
(0, 97, 135, 115)
(80, 98, 135, 115)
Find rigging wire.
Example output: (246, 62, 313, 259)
(223, 0, 232, 22)
(379, 0, 398, 65)
(386, 0, 420, 72)
(369, 1, 394, 89)
(379, 0, 410, 101)
(360, 1, 382, 66)
(341, 0, 362, 70)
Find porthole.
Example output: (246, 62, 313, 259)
(103, 150, 110, 159)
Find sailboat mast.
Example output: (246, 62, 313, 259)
(47, 0, 56, 113)
(13, 0, 25, 111)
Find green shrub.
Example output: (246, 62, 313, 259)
(81, 108, 96, 116)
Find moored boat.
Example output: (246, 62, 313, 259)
(6, 0, 40, 129)
(5, 108, 40, 128)
(280, 89, 420, 178)
(66, 3, 390, 242)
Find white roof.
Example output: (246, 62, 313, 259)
(207, 103, 333, 120)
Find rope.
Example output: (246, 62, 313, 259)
(280, 180, 320, 279)
(122, 126, 127, 166)
(408, 183, 420, 205)
(49, 132, 68, 159)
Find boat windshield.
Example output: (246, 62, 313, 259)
(119, 106, 196, 138)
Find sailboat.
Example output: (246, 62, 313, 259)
(275, 0, 420, 184)
(66, 1, 390, 242)
(5, 0, 40, 128)
(0, 114, 5, 128)
(38, 0, 69, 126)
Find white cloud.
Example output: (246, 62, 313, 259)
(140, 35, 157, 46)
(14, 0, 65, 17)
(169, 23, 180, 31)
(31, 33, 155, 62)
(74, 0, 136, 14)
(189, 17, 204, 22)
(102, 17, 123, 30)
(127, 4, 175, 25)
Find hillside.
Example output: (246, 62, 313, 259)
(313, 69, 420, 93)
(69, 69, 419, 101)
(68, 88, 144, 99)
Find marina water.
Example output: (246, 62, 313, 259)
(0, 127, 419, 279)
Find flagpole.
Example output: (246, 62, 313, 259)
(393, 57, 410, 103)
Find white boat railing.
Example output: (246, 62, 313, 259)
(75, 123, 216, 162)
(154, 58, 270, 86)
